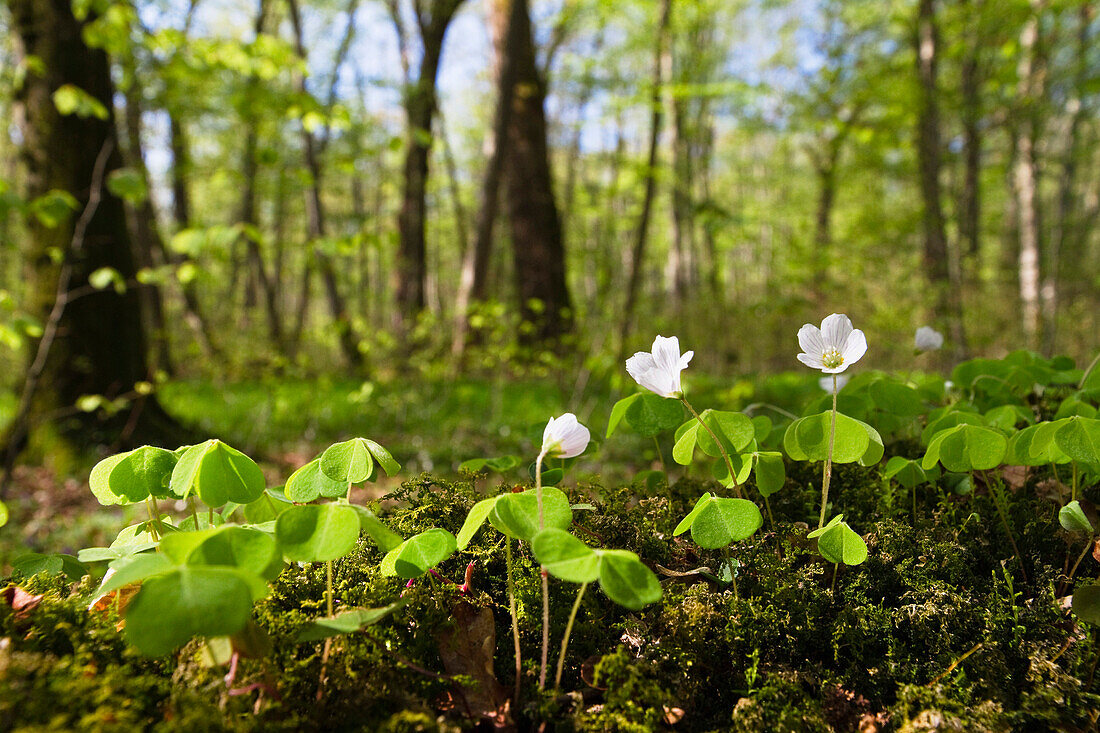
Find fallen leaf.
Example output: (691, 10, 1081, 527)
(435, 601, 509, 723)
(1, 585, 43, 620)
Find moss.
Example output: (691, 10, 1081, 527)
(5, 473, 1100, 730)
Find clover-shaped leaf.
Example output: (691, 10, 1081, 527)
(379, 528, 457, 579)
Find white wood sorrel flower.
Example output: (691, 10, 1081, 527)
(540, 413, 590, 459)
(625, 335, 694, 398)
(914, 326, 944, 352)
(797, 313, 867, 374)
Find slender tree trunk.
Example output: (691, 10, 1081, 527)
(167, 114, 219, 357)
(393, 0, 465, 336)
(1041, 3, 1089, 355)
(914, 0, 966, 358)
(287, 0, 364, 369)
(959, 0, 983, 265)
(1013, 0, 1045, 350)
(452, 0, 514, 356)
(620, 0, 672, 353)
(503, 0, 573, 346)
(666, 60, 694, 306)
(5, 0, 184, 464)
(120, 77, 173, 376)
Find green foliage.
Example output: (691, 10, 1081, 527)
(171, 439, 266, 507)
(673, 492, 763, 548)
(784, 411, 884, 466)
(379, 528, 457, 579)
(274, 503, 360, 563)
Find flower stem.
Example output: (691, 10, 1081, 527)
(681, 397, 742, 499)
(505, 539, 522, 706)
(818, 375, 838, 530)
(653, 436, 666, 474)
(144, 498, 160, 542)
(188, 496, 200, 530)
(1073, 461, 1079, 503)
(554, 582, 588, 689)
(535, 451, 550, 690)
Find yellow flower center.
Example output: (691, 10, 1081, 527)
(822, 347, 844, 370)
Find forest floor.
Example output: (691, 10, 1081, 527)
(2, 370, 1099, 731)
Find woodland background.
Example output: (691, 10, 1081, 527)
(0, 0, 1097, 472)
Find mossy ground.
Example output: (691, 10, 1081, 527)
(4, 462, 1100, 731)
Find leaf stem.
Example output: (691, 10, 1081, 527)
(681, 397, 742, 499)
(1073, 461, 1079, 503)
(1063, 536, 1095, 595)
(144, 498, 160, 542)
(189, 496, 200, 529)
(653, 436, 666, 474)
(554, 582, 588, 689)
(818, 375, 838, 529)
(505, 539, 522, 706)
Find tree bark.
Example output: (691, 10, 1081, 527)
(502, 0, 573, 346)
(5, 0, 185, 464)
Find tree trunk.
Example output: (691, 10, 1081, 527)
(502, 0, 573, 346)
(394, 0, 465, 335)
(620, 0, 672, 353)
(452, 0, 515, 356)
(1041, 3, 1089, 355)
(5, 0, 185, 466)
(958, 0, 983, 264)
(914, 0, 966, 358)
(1013, 0, 1045, 350)
(666, 57, 694, 306)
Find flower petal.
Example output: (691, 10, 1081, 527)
(651, 335, 681, 373)
(797, 324, 824, 357)
(679, 350, 694, 370)
(842, 329, 867, 366)
(821, 313, 853, 350)
(625, 352, 657, 383)
(797, 352, 825, 370)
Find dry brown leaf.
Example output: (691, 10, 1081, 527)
(1, 585, 43, 620)
(435, 601, 509, 723)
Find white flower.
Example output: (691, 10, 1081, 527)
(540, 413, 590, 459)
(625, 335, 694, 398)
(914, 326, 944, 352)
(819, 375, 849, 394)
(796, 313, 867, 374)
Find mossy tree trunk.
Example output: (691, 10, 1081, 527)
(6, 0, 185, 466)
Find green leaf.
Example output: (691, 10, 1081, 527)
(0, 499, 7, 529)
(379, 528, 457, 579)
(868, 379, 923, 416)
(815, 520, 868, 565)
(170, 440, 266, 507)
(363, 439, 401, 477)
(275, 503, 361, 563)
(532, 529, 600, 583)
(489, 487, 572, 542)
(164, 526, 279, 583)
(52, 83, 108, 119)
(89, 452, 130, 506)
(319, 438, 375, 483)
(606, 393, 641, 438)
(108, 446, 177, 502)
(1060, 501, 1094, 534)
(920, 410, 987, 446)
(1074, 584, 1100, 625)
(13, 553, 87, 581)
(695, 410, 756, 456)
(456, 497, 497, 550)
(984, 404, 1034, 431)
(1055, 417, 1100, 466)
(97, 552, 174, 595)
(710, 452, 753, 488)
(783, 411, 882, 465)
(107, 168, 148, 205)
(673, 492, 713, 536)
(921, 424, 1007, 472)
(458, 456, 520, 473)
(753, 452, 786, 497)
(623, 393, 684, 438)
(672, 421, 702, 465)
(347, 505, 403, 552)
(883, 456, 932, 489)
(688, 496, 763, 549)
(297, 600, 407, 642)
(241, 489, 293, 523)
(124, 566, 254, 656)
(285, 458, 348, 502)
(806, 513, 844, 539)
(752, 415, 773, 444)
(597, 550, 662, 610)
